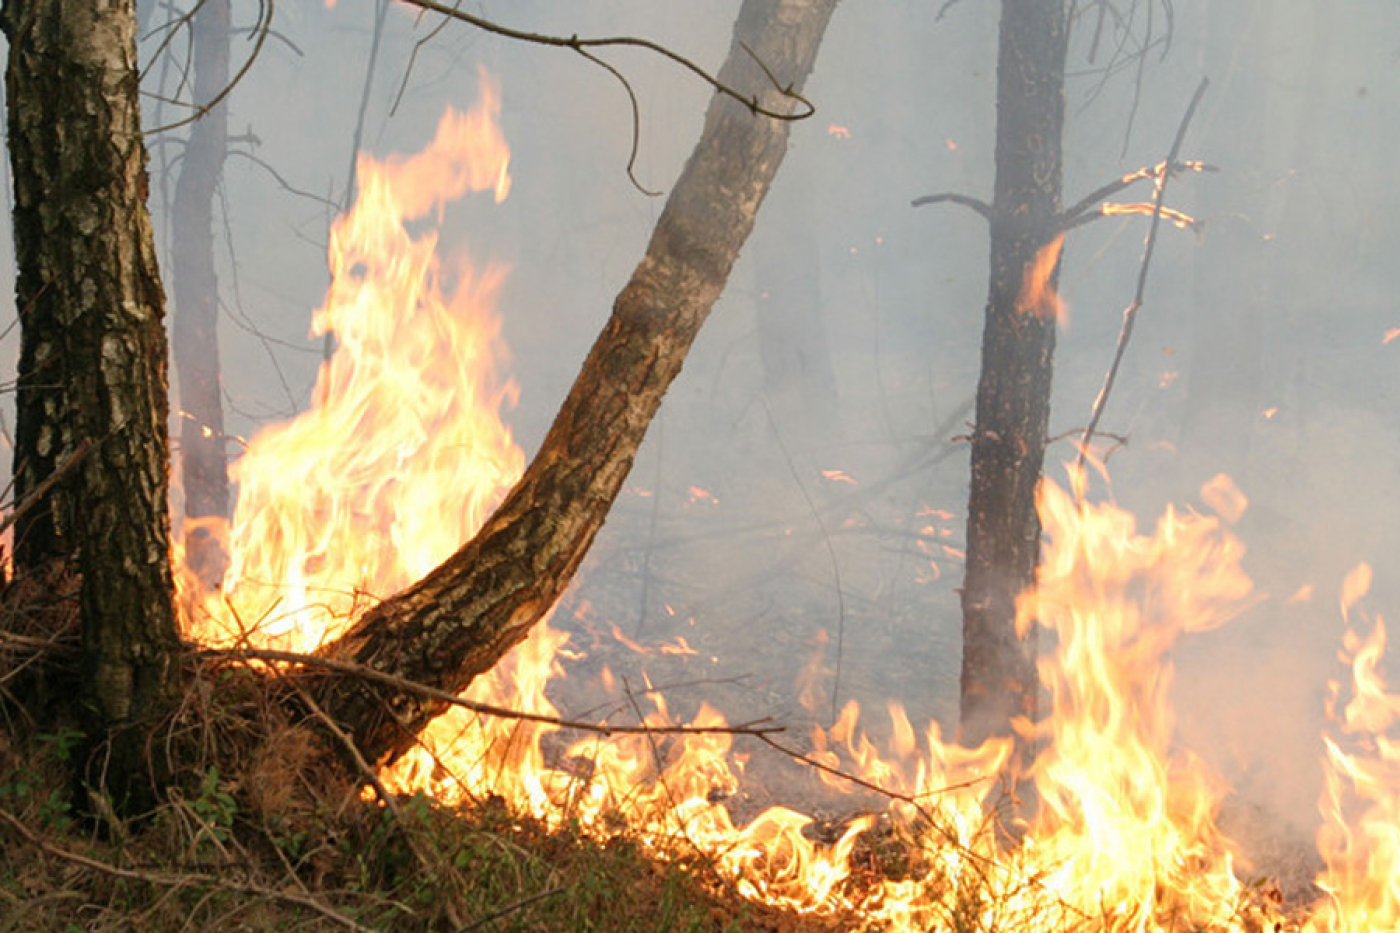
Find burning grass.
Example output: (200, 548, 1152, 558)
(0, 617, 842, 932)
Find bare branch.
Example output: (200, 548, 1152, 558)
(144, 0, 273, 136)
(910, 191, 993, 221)
(199, 646, 785, 739)
(1075, 76, 1208, 477)
(1, 439, 94, 538)
(1060, 158, 1213, 229)
(395, 0, 816, 123)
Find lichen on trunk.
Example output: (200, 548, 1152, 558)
(3, 0, 180, 805)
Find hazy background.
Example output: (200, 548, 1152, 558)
(3, 0, 1398, 849)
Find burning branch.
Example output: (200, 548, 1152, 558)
(1059, 158, 1214, 231)
(202, 647, 785, 740)
(1074, 76, 1209, 476)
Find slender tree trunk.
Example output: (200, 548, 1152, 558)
(313, 0, 841, 766)
(172, 0, 232, 587)
(2, 0, 180, 805)
(957, 0, 1069, 753)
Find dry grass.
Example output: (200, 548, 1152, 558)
(0, 592, 859, 932)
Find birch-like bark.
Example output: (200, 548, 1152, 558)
(3, 0, 180, 800)
(314, 0, 840, 766)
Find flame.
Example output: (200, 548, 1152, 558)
(1017, 233, 1067, 325)
(1100, 202, 1198, 230)
(180, 74, 521, 652)
(1383, 327, 1400, 345)
(1014, 473, 1255, 929)
(174, 77, 1400, 930)
(1307, 565, 1400, 933)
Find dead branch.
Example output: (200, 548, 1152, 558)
(398, 0, 812, 123)
(1, 439, 94, 538)
(910, 191, 993, 221)
(144, 0, 273, 136)
(1074, 76, 1208, 477)
(397, 0, 814, 195)
(1059, 158, 1213, 230)
(200, 646, 785, 739)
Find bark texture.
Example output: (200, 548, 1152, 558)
(314, 0, 840, 766)
(958, 0, 1069, 750)
(3, 0, 180, 788)
(172, 0, 232, 587)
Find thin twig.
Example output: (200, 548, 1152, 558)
(751, 733, 989, 820)
(145, 0, 273, 136)
(396, 0, 812, 194)
(1074, 76, 1208, 478)
(911, 191, 993, 220)
(1059, 159, 1213, 230)
(290, 680, 469, 929)
(0, 807, 378, 933)
(197, 646, 784, 739)
(453, 885, 571, 933)
(1, 439, 95, 538)
(396, 1, 813, 122)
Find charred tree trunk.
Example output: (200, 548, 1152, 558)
(313, 0, 840, 766)
(958, 0, 1069, 752)
(2, 0, 180, 804)
(172, 0, 232, 587)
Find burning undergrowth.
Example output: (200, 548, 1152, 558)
(156, 76, 1400, 932)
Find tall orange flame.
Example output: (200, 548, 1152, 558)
(1308, 564, 1400, 932)
(182, 73, 522, 652)
(175, 75, 1400, 930)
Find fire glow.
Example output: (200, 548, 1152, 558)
(177, 79, 1400, 931)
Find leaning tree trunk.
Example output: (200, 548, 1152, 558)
(172, 0, 232, 587)
(3, 0, 180, 805)
(313, 0, 840, 766)
(958, 0, 1069, 754)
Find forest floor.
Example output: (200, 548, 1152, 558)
(0, 618, 880, 932)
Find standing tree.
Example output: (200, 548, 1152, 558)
(312, 0, 841, 765)
(171, 0, 233, 588)
(2, 0, 181, 806)
(3, 0, 839, 794)
(957, 0, 1069, 753)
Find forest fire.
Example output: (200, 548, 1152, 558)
(175, 83, 1400, 931)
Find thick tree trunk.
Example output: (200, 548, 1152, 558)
(957, 0, 1069, 752)
(3, 0, 180, 803)
(314, 0, 840, 766)
(172, 0, 232, 587)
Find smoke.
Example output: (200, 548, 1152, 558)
(0, 0, 1396, 874)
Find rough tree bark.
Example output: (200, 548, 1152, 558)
(313, 0, 841, 766)
(958, 0, 1069, 752)
(2, 0, 180, 800)
(172, 0, 232, 587)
